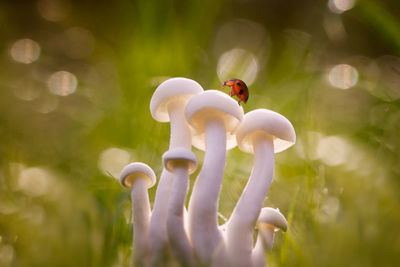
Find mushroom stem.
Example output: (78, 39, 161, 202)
(120, 162, 155, 266)
(226, 133, 274, 267)
(148, 170, 173, 263)
(189, 117, 227, 265)
(167, 165, 195, 266)
(149, 100, 192, 263)
(251, 234, 267, 267)
(258, 226, 275, 250)
(169, 100, 192, 149)
(131, 178, 152, 265)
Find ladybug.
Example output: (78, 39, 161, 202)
(222, 78, 249, 106)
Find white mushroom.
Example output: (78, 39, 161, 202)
(185, 90, 244, 266)
(120, 162, 156, 266)
(150, 78, 204, 149)
(163, 147, 197, 266)
(226, 109, 295, 267)
(149, 78, 203, 263)
(252, 208, 288, 267)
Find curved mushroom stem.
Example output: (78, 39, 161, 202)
(252, 234, 267, 267)
(188, 117, 228, 266)
(149, 100, 191, 264)
(252, 226, 275, 267)
(167, 165, 195, 266)
(131, 178, 152, 266)
(226, 133, 274, 267)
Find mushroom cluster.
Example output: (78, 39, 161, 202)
(119, 77, 295, 267)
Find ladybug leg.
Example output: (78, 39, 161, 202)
(229, 89, 234, 97)
(238, 100, 241, 106)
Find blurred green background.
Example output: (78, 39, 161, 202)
(1, 0, 400, 266)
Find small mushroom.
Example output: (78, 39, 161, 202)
(185, 90, 243, 266)
(163, 147, 197, 266)
(120, 162, 156, 266)
(252, 208, 288, 267)
(149, 78, 203, 263)
(226, 109, 295, 266)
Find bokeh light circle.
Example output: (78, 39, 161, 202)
(10, 39, 41, 64)
(328, 0, 356, 14)
(317, 136, 349, 166)
(18, 167, 52, 197)
(37, 0, 70, 22)
(36, 94, 59, 114)
(217, 48, 259, 86)
(98, 147, 132, 178)
(48, 71, 78, 96)
(328, 64, 358, 89)
(13, 82, 41, 101)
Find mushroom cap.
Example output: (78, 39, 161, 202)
(150, 77, 204, 122)
(257, 207, 288, 232)
(162, 147, 198, 174)
(185, 90, 244, 151)
(235, 109, 296, 154)
(119, 162, 156, 188)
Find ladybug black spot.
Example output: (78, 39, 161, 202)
(236, 82, 241, 86)
(239, 89, 244, 95)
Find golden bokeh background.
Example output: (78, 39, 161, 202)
(1, 0, 400, 266)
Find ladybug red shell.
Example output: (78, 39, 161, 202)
(222, 78, 249, 105)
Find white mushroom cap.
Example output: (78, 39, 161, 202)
(162, 147, 198, 174)
(185, 90, 244, 150)
(120, 162, 156, 188)
(235, 109, 296, 154)
(257, 207, 288, 232)
(150, 77, 204, 122)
